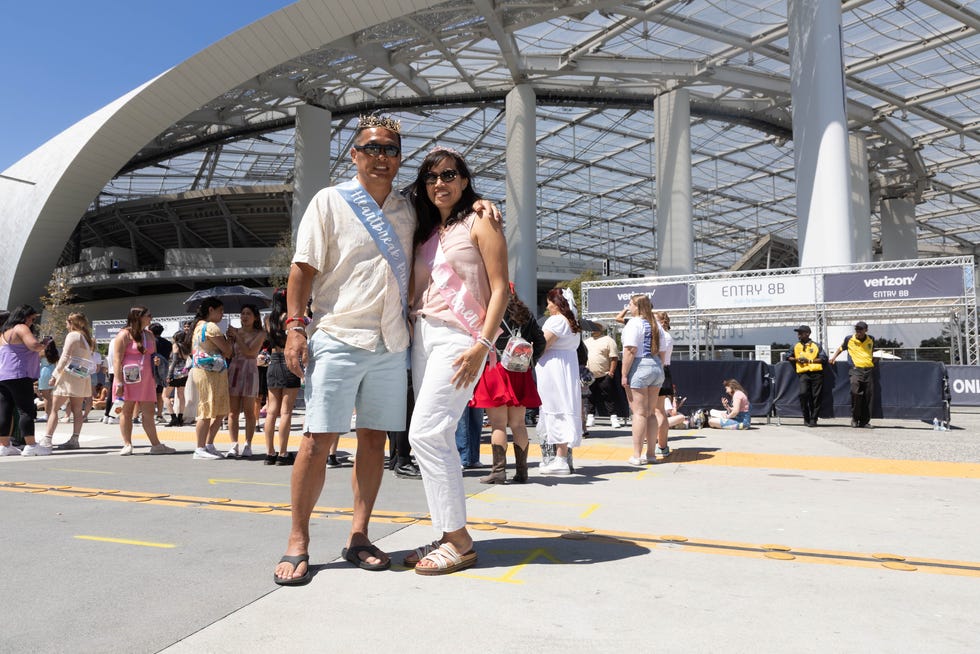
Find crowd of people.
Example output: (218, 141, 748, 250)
(0, 296, 309, 461)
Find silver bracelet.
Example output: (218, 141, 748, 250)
(288, 326, 308, 337)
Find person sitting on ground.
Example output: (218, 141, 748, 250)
(663, 395, 689, 429)
(91, 383, 108, 412)
(707, 379, 751, 430)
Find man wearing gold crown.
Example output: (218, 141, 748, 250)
(274, 115, 499, 585)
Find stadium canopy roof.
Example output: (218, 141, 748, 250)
(4, 0, 978, 305)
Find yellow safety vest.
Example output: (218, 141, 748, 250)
(793, 341, 824, 373)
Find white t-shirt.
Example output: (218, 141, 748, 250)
(622, 317, 667, 359)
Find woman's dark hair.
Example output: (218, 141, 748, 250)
(194, 298, 224, 325)
(267, 288, 287, 348)
(409, 148, 481, 248)
(3, 304, 39, 332)
(44, 340, 60, 364)
(125, 306, 150, 354)
(173, 330, 191, 358)
(239, 304, 261, 330)
(505, 292, 532, 326)
(546, 288, 580, 333)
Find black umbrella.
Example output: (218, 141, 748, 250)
(183, 285, 271, 314)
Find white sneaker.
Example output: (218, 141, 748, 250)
(627, 456, 646, 466)
(38, 435, 54, 449)
(225, 444, 240, 458)
(610, 415, 623, 429)
(241, 444, 252, 458)
(106, 416, 119, 425)
(22, 444, 53, 456)
(194, 447, 222, 460)
(0, 444, 23, 456)
(205, 444, 220, 456)
(540, 456, 570, 476)
(118, 444, 133, 456)
(585, 414, 595, 428)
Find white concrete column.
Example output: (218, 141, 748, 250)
(849, 133, 873, 263)
(788, 0, 853, 268)
(505, 85, 537, 304)
(654, 88, 694, 275)
(880, 197, 918, 261)
(292, 105, 332, 237)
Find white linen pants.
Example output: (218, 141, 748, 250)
(410, 317, 485, 533)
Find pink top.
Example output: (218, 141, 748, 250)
(731, 390, 750, 414)
(413, 215, 491, 333)
(117, 328, 157, 403)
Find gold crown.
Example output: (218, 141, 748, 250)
(357, 114, 401, 134)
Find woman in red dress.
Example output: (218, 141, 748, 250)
(469, 289, 545, 483)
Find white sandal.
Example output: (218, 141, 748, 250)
(414, 542, 478, 576)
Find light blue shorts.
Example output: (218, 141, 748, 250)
(303, 330, 407, 434)
(627, 356, 665, 389)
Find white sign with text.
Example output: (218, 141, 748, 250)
(696, 275, 815, 310)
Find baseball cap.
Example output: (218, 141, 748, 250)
(794, 325, 811, 333)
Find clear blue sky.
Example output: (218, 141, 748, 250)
(0, 1, 291, 171)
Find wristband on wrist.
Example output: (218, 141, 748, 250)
(285, 316, 311, 327)
(476, 336, 493, 350)
(288, 326, 308, 337)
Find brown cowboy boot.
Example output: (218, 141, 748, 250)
(512, 443, 529, 484)
(479, 444, 508, 484)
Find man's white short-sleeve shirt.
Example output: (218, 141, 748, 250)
(293, 180, 415, 353)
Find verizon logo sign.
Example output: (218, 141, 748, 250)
(863, 274, 917, 288)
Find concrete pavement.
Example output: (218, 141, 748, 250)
(2, 409, 979, 653)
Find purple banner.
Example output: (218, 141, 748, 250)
(948, 365, 980, 407)
(585, 283, 689, 313)
(823, 266, 963, 303)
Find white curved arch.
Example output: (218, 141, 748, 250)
(0, 0, 440, 307)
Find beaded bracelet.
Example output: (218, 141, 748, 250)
(285, 316, 311, 327)
(476, 336, 494, 350)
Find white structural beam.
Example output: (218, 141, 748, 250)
(788, 0, 853, 268)
(0, 0, 443, 307)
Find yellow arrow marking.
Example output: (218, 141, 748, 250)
(459, 548, 563, 584)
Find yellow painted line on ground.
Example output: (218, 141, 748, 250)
(669, 449, 980, 479)
(75, 535, 176, 548)
(48, 468, 116, 475)
(146, 430, 980, 479)
(7, 479, 979, 578)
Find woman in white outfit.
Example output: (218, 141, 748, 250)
(41, 313, 96, 450)
(405, 147, 509, 575)
(535, 287, 583, 476)
(653, 311, 674, 459)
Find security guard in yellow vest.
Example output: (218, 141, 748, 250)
(830, 321, 876, 428)
(787, 325, 828, 427)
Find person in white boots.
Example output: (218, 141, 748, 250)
(42, 313, 97, 451)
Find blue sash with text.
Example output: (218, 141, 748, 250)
(335, 179, 410, 319)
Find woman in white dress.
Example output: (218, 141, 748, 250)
(535, 287, 582, 476)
